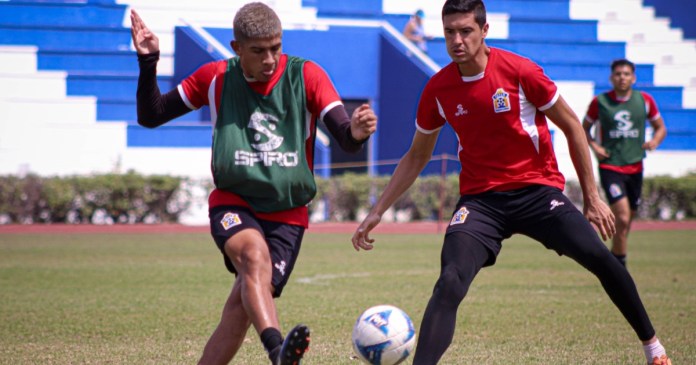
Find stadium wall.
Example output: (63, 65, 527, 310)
(1, 0, 695, 181)
(642, 0, 696, 40)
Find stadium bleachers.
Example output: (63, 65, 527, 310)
(0, 0, 694, 179)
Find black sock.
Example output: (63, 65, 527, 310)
(613, 253, 627, 267)
(260, 327, 283, 362)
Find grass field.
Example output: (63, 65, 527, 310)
(0, 229, 694, 364)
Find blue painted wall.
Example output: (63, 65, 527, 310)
(283, 28, 382, 99)
(377, 33, 458, 176)
(174, 26, 233, 84)
(485, 0, 570, 20)
(0, 1, 126, 27)
(194, 26, 383, 101)
(128, 124, 213, 147)
(2, 0, 693, 159)
(643, 0, 696, 40)
(315, 0, 382, 17)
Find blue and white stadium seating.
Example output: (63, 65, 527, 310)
(1, 0, 695, 182)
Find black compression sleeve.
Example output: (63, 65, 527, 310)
(136, 52, 191, 128)
(323, 104, 367, 153)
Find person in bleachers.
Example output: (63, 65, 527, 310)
(582, 58, 667, 268)
(130, 3, 377, 365)
(352, 1, 671, 365)
(403, 9, 431, 53)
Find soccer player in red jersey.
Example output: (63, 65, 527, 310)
(131, 3, 376, 364)
(583, 59, 667, 267)
(352, 1, 670, 364)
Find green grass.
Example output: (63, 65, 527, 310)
(0, 230, 694, 364)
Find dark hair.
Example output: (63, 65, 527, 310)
(611, 59, 635, 73)
(442, 0, 487, 29)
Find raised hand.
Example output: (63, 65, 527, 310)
(130, 9, 159, 55)
(350, 104, 377, 142)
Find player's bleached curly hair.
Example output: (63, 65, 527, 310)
(233, 2, 282, 42)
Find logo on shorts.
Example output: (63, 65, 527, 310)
(492, 88, 511, 113)
(450, 207, 470, 225)
(609, 183, 622, 198)
(550, 199, 565, 211)
(274, 260, 287, 276)
(220, 212, 242, 230)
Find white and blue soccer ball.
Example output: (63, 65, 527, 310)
(351, 305, 416, 365)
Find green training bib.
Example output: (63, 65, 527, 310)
(212, 56, 316, 212)
(597, 91, 648, 166)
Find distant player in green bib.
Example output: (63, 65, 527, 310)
(583, 59, 667, 267)
(130, 3, 377, 364)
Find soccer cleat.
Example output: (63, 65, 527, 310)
(277, 324, 310, 365)
(651, 354, 672, 365)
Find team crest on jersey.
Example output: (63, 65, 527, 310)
(450, 207, 470, 225)
(220, 212, 242, 230)
(492, 88, 511, 113)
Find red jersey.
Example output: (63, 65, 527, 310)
(584, 90, 661, 174)
(416, 48, 565, 195)
(178, 54, 342, 227)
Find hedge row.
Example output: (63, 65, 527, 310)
(640, 175, 696, 220)
(313, 173, 461, 221)
(1, 172, 694, 224)
(312, 173, 696, 222)
(0, 172, 187, 224)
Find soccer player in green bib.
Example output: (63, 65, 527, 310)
(130, 3, 377, 364)
(583, 59, 667, 267)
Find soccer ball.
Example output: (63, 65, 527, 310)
(351, 305, 416, 365)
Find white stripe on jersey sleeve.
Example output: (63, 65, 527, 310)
(415, 120, 443, 134)
(519, 85, 540, 153)
(208, 76, 217, 126)
(538, 90, 560, 112)
(584, 115, 597, 125)
(177, 84, 197, 110)
(319, 100, 343, 123)
(415, 97, 446, 135)
(436, 97, 446, 119)
(305, 106, 313, 142)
